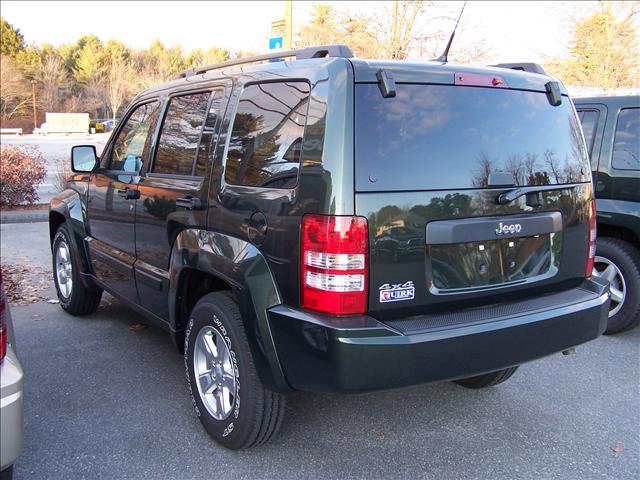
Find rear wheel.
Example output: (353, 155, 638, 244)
(593, 237, 640, 334)
(454, 366, 519, 389)
(52, 223, 102, 315)
(184, 292, 286, 449)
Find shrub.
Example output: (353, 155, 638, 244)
(53, 155, 72, 193)
(0, 144, 47, 207)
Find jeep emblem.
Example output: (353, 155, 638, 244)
(495, 222, 522, 236)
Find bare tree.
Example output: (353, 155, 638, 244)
(0, 56, 31, 122)
(40, 55, 69, 112)
(544, 149, 562, 184)
(449, 41, 493, 64)
(472, 152, 494, 188)
(106, 57, 132, 121)
(296, 4, 379, 57)
(383, 1, 425, 59)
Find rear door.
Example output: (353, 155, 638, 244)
(354, 81, 593, 321)
(211, 80, 312, 302)
(86, 100, 161, 302)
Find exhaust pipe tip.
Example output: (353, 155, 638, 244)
(562, 348, 577, 356)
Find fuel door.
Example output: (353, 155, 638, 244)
(248, 211, 268, 245)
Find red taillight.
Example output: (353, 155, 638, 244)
(585, 199, 597, 277)
(301, 214, 369, 315)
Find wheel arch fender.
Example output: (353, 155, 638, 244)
(49, 190, 93, 277)
(169, 228, 292, 393)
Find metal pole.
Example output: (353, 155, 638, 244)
(31, 81, 37, 131)
(285, 0, 292, 49)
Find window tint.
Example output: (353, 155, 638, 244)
(153, 92, 211, 176)
(109, 101, 160, 172)
(577, 110, 599, 164)
(355, 84, 589, 191)
(224, 82, 310, 189)
(612, 108, 640, 171)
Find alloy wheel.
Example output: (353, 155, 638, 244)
(593, 255, 626, 317)
(55, 240, 73, 298)
(193, 325, 237, 420)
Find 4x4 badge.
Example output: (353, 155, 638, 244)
(379, 281, 415, 303)
(495, 222, 522, 236)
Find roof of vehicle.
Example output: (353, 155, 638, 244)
(348, 58, 561, 93)
(134, 45, 565, 100)
(573, 95, 640, 106)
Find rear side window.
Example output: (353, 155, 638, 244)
(224, 82, 310, 189)
(612, 108, 639, 171)
(194, 89, 226, 176)
(355, 84, 589, 191)
(577, 110, 599, 163)
(153, 92, 211, 176)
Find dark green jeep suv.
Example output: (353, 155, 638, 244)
(574, 96, 640, 333)
(49, 46, 610, 449)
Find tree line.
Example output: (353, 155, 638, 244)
(1, 18, 231, 129)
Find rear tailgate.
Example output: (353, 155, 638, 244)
(354, 79, 593, 322)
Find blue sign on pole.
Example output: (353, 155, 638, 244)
(269, 36, 283, 50)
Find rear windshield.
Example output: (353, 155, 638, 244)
(355, 84, 589, 191)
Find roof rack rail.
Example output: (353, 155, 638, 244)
(491, 63, 546, 75)
(177, 44, 354, 79)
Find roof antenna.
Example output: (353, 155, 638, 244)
(434, 0, 467, 63)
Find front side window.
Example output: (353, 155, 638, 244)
(612, 108, 640, 171)
(110, 101, 160, 172)
(224, 82, 310, 189)
(153, 92, 211, 176)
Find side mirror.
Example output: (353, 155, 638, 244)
(71, 145, 98, 173)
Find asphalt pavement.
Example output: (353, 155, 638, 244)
(1, 222, 638, 480)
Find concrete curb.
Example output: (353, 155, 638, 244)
(1, 209, 48, 224)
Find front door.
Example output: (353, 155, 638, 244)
(86, 100, 161, 302)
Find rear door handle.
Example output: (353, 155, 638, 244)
(117, 188, 139, 200)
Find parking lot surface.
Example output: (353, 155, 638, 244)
(1, 222, 638, 480)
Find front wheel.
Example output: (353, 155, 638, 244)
(52, 223, 102, 315)
(184, 292, 286, 449)
(454, 366, 519, 389)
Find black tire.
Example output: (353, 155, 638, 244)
(596, 238, 640, 335)
(184, 292, 286, 449)
(454, 366, 519, 389)
(52, 223, 102, 315)
(0, 465, 13, 480)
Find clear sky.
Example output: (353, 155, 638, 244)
(0, 1, 594, 63)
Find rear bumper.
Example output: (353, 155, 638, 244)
(1, 349, 24, 471)
(268, 278, 610, 393)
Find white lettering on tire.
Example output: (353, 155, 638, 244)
(184, 318, 201, 417)
(222, 422, 234, 437)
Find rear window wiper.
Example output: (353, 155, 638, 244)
(497, 184, 578, 205)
